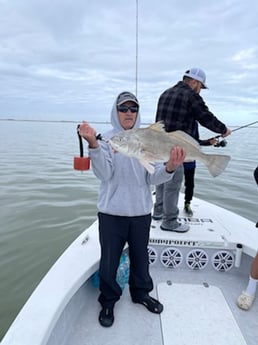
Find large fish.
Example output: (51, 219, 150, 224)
(109, 122, 231, 177)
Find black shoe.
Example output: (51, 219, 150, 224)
(132, 295, 163, 314)
(184, 203, 193, 217)
(98, 307, 114, 327)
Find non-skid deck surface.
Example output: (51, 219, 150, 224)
(157, 282, 247, 345)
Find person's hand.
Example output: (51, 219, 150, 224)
(221, 128, 231, 138)
(78, 121, 99, 148)
(165, 146, 186, 173)
(209, 138, 219, 146)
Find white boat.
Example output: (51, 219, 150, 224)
(1, 193, 257, 345)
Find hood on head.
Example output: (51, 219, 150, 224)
(110, 91, 141, 131)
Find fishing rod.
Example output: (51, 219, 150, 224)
(135, 0, 139, 97)
(214, 120, 258, 147)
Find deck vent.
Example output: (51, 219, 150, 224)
(148, 246, 158, 265)
(186, 249, 209, 270)
(160, 247, 183, 268)
(211, 250, 234, 272)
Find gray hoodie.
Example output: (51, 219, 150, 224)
(89, 93, 174, 217)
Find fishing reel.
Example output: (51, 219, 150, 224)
(207, 137, 227, 148)
(214, 139, 227, 148)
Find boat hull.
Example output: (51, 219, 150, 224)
(1, 194, 258, 345)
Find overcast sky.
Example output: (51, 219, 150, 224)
(0, 0, 258, 126)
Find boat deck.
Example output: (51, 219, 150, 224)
(2, 195, 258, 345)
(48, 193, 258, 345)
(54, 255, 257, 345)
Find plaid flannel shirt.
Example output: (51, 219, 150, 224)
(155, 81, 227, 138)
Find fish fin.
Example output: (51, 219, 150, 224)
(148, 121, 166, 132)
(168, 130, 200, 149)
(203, 154, 231, 177)
(139, 159, 155, 174)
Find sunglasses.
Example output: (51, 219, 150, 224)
(117, 105, 139, 113)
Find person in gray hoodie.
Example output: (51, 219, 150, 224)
(79, 91, 186, 327)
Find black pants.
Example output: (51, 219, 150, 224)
(98, 212, 153, 308)
(184, 167, 195, 204)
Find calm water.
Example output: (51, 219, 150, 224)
(0, 120, 257, 339)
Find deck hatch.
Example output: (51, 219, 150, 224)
(157, 282, 247, 345)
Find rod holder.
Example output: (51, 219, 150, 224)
(235, 243, 243, 268)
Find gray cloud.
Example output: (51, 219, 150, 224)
(0, 0, 257, 125)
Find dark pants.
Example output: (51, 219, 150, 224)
(98, 212, 153, 308)
(184, 167, 195, 204)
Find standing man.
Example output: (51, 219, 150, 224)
(153, 68, 231, 232)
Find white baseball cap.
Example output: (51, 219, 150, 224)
(183, 68, 208, 89)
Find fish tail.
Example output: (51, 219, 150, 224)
(202, 154, 231, 177)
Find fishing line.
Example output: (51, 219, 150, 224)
(135, 0, 139, 97)
(214, 120, 258, 147)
